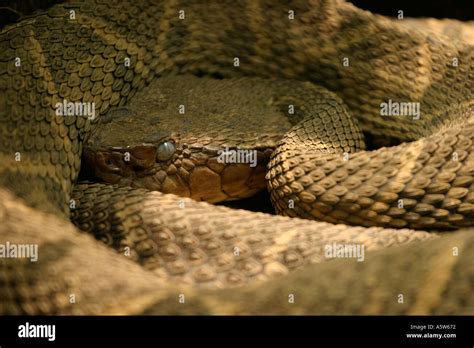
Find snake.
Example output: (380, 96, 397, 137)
(0, 0, 473, 314)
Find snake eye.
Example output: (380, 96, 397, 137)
(156, 141, 176, 162)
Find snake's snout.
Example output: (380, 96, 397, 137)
(84, 143, 159, 184)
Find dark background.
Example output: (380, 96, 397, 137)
(350, 0, 473, 20)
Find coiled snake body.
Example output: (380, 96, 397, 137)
(0, 0, 473, 314)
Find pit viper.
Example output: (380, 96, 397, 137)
(0, 0, 473, 314)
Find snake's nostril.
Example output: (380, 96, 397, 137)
(96, 152, 121, 173)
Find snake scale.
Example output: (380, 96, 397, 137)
(0, 0, 473, 314)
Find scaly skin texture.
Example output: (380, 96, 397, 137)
(70, 183, 433, 288)
(144, 229, 474, 315)
(1, 188, 471, 315)
(83, 74, 474, 230)
(398, 18, 474, 43)
(268, 111, 474, 229)
(0, 0, 472, 314)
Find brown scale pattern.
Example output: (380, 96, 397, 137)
(0, 0, 472, 314)
(267, 108, 474, 229)
(145, 228, 474, 315)
(0, 188, 470, 315)
(70, 182, 433, 289)
(0, 188, 167, 315)
(0, 0, 166, 216)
